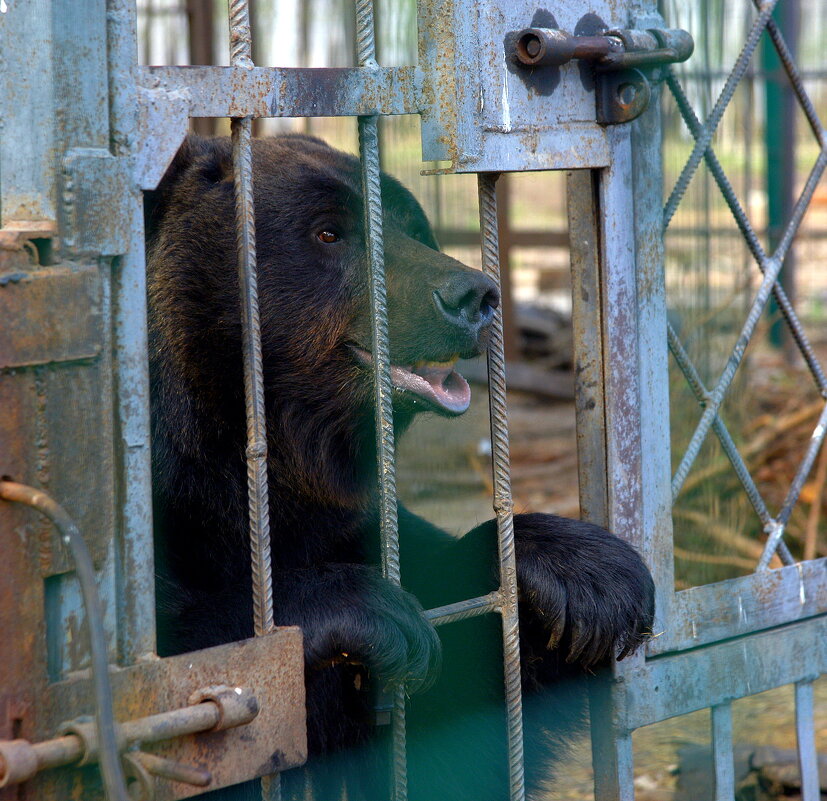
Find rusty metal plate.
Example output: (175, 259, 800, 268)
(62, 149, 132, 257)
(0, 264, 102, 369)
(0, 365, 115, 583)
(37, 629, 306, 800)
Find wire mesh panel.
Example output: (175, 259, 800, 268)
(654, 0, 827, 649)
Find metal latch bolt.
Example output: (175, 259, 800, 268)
(0, 685, 259, 794)
(512, 27, 694, 124)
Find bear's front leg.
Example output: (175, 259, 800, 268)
(510, 512, 655, 672)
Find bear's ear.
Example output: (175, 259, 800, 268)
(143, 134, 232, 241)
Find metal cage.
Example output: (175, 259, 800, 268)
(1, 0, 826, 800)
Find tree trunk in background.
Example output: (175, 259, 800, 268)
(186, 0, 216, 137)
(763, 0, 800, 355)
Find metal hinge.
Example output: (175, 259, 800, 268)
(512, 27, 694, 124)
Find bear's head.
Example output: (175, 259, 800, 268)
(146, 134, 498, 509)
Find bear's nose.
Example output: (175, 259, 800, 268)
(433, 270, 500, 332)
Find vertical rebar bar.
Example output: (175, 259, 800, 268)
(228, 3, 277, 798)
(230, 115, 274, 640)
(355, 2, 406, 798)
(359, 94, 408, 801)
(358, 114, 401, 586)
(228, 0, 273, 644)
(477, 172, 526, 801)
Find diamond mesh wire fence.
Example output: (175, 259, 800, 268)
(661, 0, 827, 589)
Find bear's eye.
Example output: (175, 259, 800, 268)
(316, 229, 340, 244)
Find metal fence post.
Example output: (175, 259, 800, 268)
(106, 0, 157, 666)
(570, 5, 676, 796)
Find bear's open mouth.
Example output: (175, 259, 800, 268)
(349, 346, 471, 415)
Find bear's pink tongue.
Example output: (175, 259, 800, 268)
(351, 348, 471, 414)
(391, 361, 471, 415)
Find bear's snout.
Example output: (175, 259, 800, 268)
(433, 270, 500, 338)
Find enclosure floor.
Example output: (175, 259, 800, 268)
(541, 678, 827, 801)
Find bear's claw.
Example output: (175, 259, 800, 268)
(513, 512, 655, 668)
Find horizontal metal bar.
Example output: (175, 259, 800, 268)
(424, 592, 501, 626)
(138, 65, 422, 118)
(625, 615, 826, 730)
(649, 558, 827, 655)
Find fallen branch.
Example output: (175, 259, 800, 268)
(673, 544, 756, 571)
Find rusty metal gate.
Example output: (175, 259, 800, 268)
(1, 0, 825, 799)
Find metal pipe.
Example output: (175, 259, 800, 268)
(512, 27, 692, 70)
(515, 29, 620, 67)
(0, 482, 130, 801)
(121, 702, 220, 743)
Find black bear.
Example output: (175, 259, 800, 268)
(145, 134, 654, 800)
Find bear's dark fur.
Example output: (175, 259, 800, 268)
(145, 134, 654, 800)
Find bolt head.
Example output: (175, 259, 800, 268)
(617, 82, 637, 105)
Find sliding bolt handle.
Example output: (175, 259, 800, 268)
(0, 685, 259, 790)
(514, 28, 621, 67)
(513, 26, 693, 71)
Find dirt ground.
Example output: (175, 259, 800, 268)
(546, 678, 827, 801)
